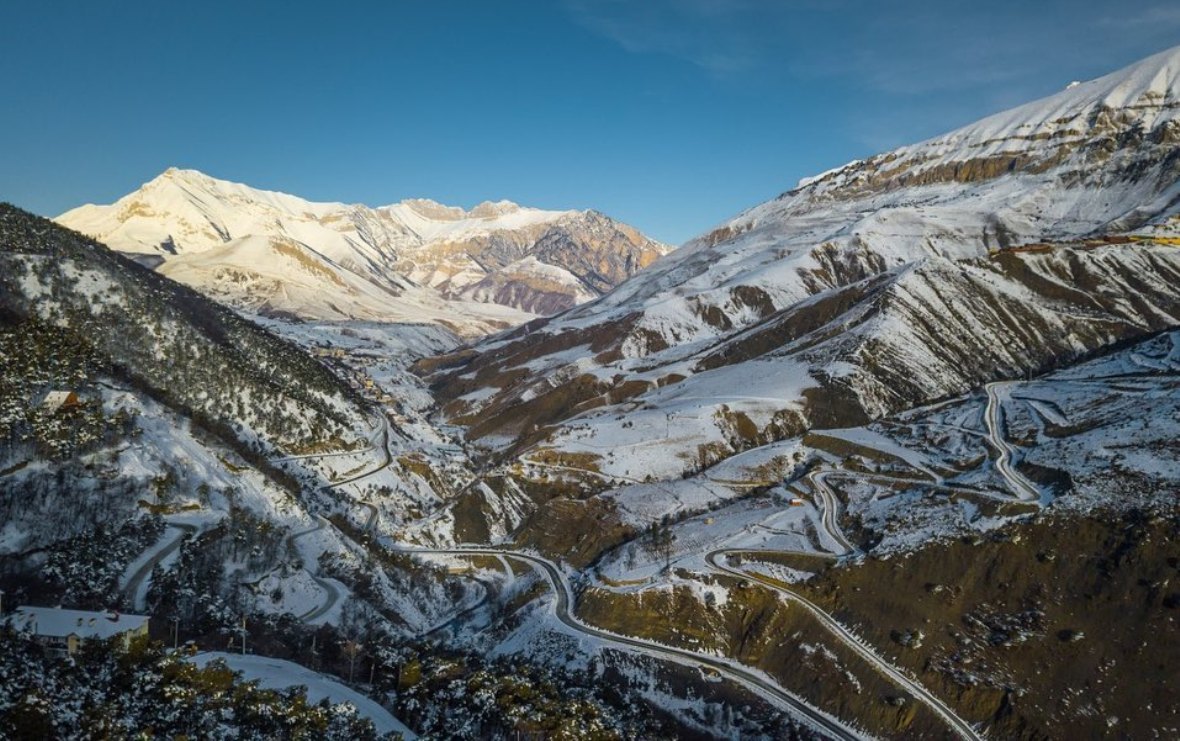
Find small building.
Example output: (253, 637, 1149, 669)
(788, 498, 806, 507)
(34, 390, 81, 414)
(9, 606, 150, 656)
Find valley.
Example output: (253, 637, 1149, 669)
(3, 41, 1180, 741)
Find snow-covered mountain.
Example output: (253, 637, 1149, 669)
(426, 44, 1180, 475)
(570, 44, 1180, 334)
(56, 169, 669, 335)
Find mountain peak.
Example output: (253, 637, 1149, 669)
(907, 42, 1180, 153)
(397, 198, 468, 221)
(148, 166, 213, 188)
(55, 170, 669, 330)
(469, 200, 521, 218)
(764, 43, 1180, 209)
(397, 198, 524, 221)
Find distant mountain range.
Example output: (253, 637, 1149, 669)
(57, 169, 669, 336)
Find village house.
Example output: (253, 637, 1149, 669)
(34, 390, 81, 414)
(8, 606, 150, 656)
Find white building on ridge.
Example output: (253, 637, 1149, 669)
(8, 606, 150, 656)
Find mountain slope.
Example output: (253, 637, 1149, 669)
(0, 204, 478, 639)
(0, 204, 368, 454)
(56, 169, 669, 332)
(424, 44, 1180, 477)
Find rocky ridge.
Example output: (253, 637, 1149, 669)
(56, 169, 669, 334)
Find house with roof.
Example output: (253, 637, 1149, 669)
(8, 606, 150, 656)
(33, 390, 81, 414)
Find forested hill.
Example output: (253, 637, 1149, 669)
(0, 203, 369, 456)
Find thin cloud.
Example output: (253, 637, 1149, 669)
(563, 0, 779, 75)
(567, 0, 1143, 95)
(1097, 4, 1180, 29)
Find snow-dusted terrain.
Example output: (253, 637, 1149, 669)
(191, 652, 416, 738)
(56, 169, 669, 334)
(428, 45, 1180, 486)
(4, 43, 1180, 741)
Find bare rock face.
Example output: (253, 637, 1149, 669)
(395, 209, 667, 307)
(532, 210, 667, 294)
(458, 256, 596, 315)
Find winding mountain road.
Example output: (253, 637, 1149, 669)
(984, 383, 1041, 501)
(295, 415, 401, 620)
(423, 380, 1058, 738)
(326, 422, 393, 488)
(419, 576, 497, 640)
(121, 523, 198, 611)
(405, 546, 863, 740)
(359, 501, 379, 532)
(520, 457, 640, 487)
(288, 515, 342, 622)
(705, 550, 982, 741)
(807, 471, 858, 556)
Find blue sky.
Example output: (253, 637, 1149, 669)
(2, 1, 1178, 244)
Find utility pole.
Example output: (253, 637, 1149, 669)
(346, 641, 362, 683)
(240, 616, 247, 655)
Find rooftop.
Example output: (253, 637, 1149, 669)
(10, 606, 149, 640)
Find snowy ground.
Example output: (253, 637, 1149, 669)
(190, 652, 416, 738)
(260, 318, 481, 536)
(584, 330, 1180, 593)
(524, 358, 814, 482)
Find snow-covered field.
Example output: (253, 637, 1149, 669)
(190, 652, 416, 738)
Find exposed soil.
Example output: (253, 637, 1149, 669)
(798, 508, 1180, 739)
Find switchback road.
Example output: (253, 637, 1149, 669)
(289, 515, 342, 622)
(984, 383, 1041, 502)
(706, 549, 982, 741)
(404, 546, 863, 740)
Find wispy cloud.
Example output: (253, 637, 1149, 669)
(803, 5, 1176, 107)
(563, 0, 786, 76)
(1096, 4, 1180, 29)
(793, 4, 1073, 96)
